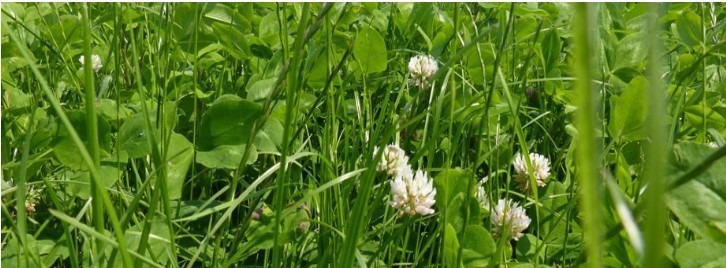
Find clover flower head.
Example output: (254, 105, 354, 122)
(475, 177, 490, 210)
(25, 186, 42, 215)
(513, 152, 551, 191)
(408, 54, 438, 88)
(79, 54, 103, 72)
(374, 144, 410, 177)
(389, 169, 437, 217)
(491, 198, 531, 241)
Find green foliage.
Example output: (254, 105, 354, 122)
(609, 76, 649, 142)
(666, 143, 726, 243)
(198, 94, 262, 150)
(352, 26, 388, 75)
(675, 239, 726, 268)
(2, 2, 725, 267)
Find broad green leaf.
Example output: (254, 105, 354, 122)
(210, 20, 251, 60)
(353, 27, 387, 74)
(96, 99, 132, 125)
(443, 223, 461, 268)
(684, 105, 726, 137)
(608, 76, 649, 142)
(514, 3, 549, 17)
(537, 181, 574, 242)
(69, 161, 124, 200)
(254, 118, 283, 153)
(2, 84, 32, 112)
(115, 216, 173, 267)
(198, 94, 262, 150)
(675, 240, 726, 268)
(118, 112, 156, 159)
(433, 168, 477, 211)
(1, 234, 68, 267)
(674, 10, 702, 48)
(196, 144, 258, 169)
(259, 12, 280, 47)
(461, 225, 495, 266)
(465, 42, 495, 85)
(515, 234, 544, 263)
(117, 105, 177, 159)
(159, 133, 194, 200)
(614, 32, 647, 71)
(53, 110, 112, 170)
(666, 143, 726, 243)
(246, 78, 276, 101)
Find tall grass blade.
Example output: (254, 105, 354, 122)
(571, 3, 603, 267)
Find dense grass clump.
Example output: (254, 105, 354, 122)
(2, 3, 726, 267)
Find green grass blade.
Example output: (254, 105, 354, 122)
(48, 210, 164, 268)
(81, 5, 105, 265)
(643, 4, 667, 267)
(572, 3, 603, 267)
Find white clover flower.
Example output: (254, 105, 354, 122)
(389, 169, 437, 217)
(408, 54, 438, 88)
(491, 198, 531, 241)
(79, 54, 103, 72)
(512, 152, 551, 192)
(374, 144, 410, 177)
(475, 177, 490, 210)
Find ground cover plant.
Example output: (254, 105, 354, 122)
(2, 2, 726, 267)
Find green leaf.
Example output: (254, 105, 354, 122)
(608, 76, 649, 142)
(353, 27, 387, 74)
(196, 144, 258, 169)
(542, 29, 561, 73)
(461, 225, 496, 267)
(53, 110, 112, 170)
(516, 234, 544, 263)
(198, 94, 262, 150)
(117, 217, 173, 267)
(666, 143, 726, 243)
(246, 78, 276, 101)
(443, 223, 461, 268)
(684, 105, 726, 137)
(211, 22, 250, 60)
(537, 181, 574, 241)
(1, 234, 68, 267)
(514, 3, 549, 17)
(160, 133, 194, 200)
(96, 99, 132, 125)
(69, 162, 124, 200)
(675, 240, 726, 268)
(674, 10, 702, 48)
(118, 112, 156, 159)
(614, 32, 647, 71)
(433, 168, 476, 211)
(254, 118, 283, 153)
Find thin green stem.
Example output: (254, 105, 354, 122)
(82, 4, 105, 265)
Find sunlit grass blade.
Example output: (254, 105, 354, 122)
(572, 3, 603, 267)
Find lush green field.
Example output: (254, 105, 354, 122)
(2, 3, 726, 267)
